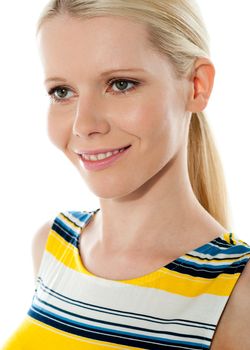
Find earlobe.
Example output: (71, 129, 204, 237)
(186, 58, 215, 113)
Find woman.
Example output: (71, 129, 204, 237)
(2, 0, 250, 349)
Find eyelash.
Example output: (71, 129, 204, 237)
(47, 78, 141, 104)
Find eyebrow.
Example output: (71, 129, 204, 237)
(44, 68, 147, 84)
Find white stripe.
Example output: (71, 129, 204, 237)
(37, 252, 231, 343)
(188, 250, 250, 260)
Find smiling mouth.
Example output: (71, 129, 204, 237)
(81, 145, 131, 161)
(78, 144, 131, 171)
(77, 144, 131, 156)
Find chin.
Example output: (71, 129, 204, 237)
(83, 181, 135, 200)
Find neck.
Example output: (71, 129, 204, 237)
(91, 151, 222, 255)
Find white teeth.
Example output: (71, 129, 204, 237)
(83, 149, 123, 161)
(96, 153, 107, 160)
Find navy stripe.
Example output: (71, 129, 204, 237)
(34, 296, 212, 341)
(51, 218, 79, 247)
(30, 210, 249, 350)
(28, 306, 208, 349)
(186, 252, 250, 262)
(36, 277, 215, 330)
(209, 237, 232, 248)
(51, 211, 95, 248)
(177, 260, 233, 270)
(165, 258, 250, 278)
(229, 233, 234, 245)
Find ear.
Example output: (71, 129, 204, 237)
(186, 57, 215, 112)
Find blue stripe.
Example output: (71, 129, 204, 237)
(52, 218, 79, 247)
(67, 210, 92, 223)
(196, 244, 250, 255)
(36, 277, 215, 330)
(28, 305, 208, 349)
(177, 259, 233, 270)
(178, 257, 250, 270)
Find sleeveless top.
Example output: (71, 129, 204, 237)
(2, 209, 250, 350)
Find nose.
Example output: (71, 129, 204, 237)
(72, 94, 110, 138)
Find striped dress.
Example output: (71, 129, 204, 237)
(2, 209, 250, 350)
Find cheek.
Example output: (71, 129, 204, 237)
(118, 95, 173, 142)
(47, 108, 70, 150)
(125, 94, 184, 167)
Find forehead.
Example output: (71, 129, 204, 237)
(38, 14, 174, 80)
(38, 14, 149, 54)
(38, 15, 150, 67)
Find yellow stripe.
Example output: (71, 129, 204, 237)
(223, 233, 230, 244)
(45, 229, 96, 275)
(223, 232, 250, 247)
(145, 268, 241, 297)
(3, 316, 140, 350)
(46, 228, 249, 297)
(111, 267, 241, 297)
(45, 230, 79, 271)
(223, 232, 238, 245)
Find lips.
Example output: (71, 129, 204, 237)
(79, 144, 131, 171)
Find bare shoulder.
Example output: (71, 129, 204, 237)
(211, 258, 250, 350)
(31, 218, 54, 280)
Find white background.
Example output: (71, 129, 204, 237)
(1, 1, 250, 345)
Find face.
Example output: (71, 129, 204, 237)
(38, 14, 191, 199)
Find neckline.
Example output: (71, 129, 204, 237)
(75, 209, 230, 284)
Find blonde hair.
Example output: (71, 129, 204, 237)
(36, 0, 232, 229)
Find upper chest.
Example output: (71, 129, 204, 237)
(78, 221, 250, 349)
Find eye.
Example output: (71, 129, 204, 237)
(108, 79, 140, 95)
(47, 78, 140, 104)
(47, 86, 74, 103)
